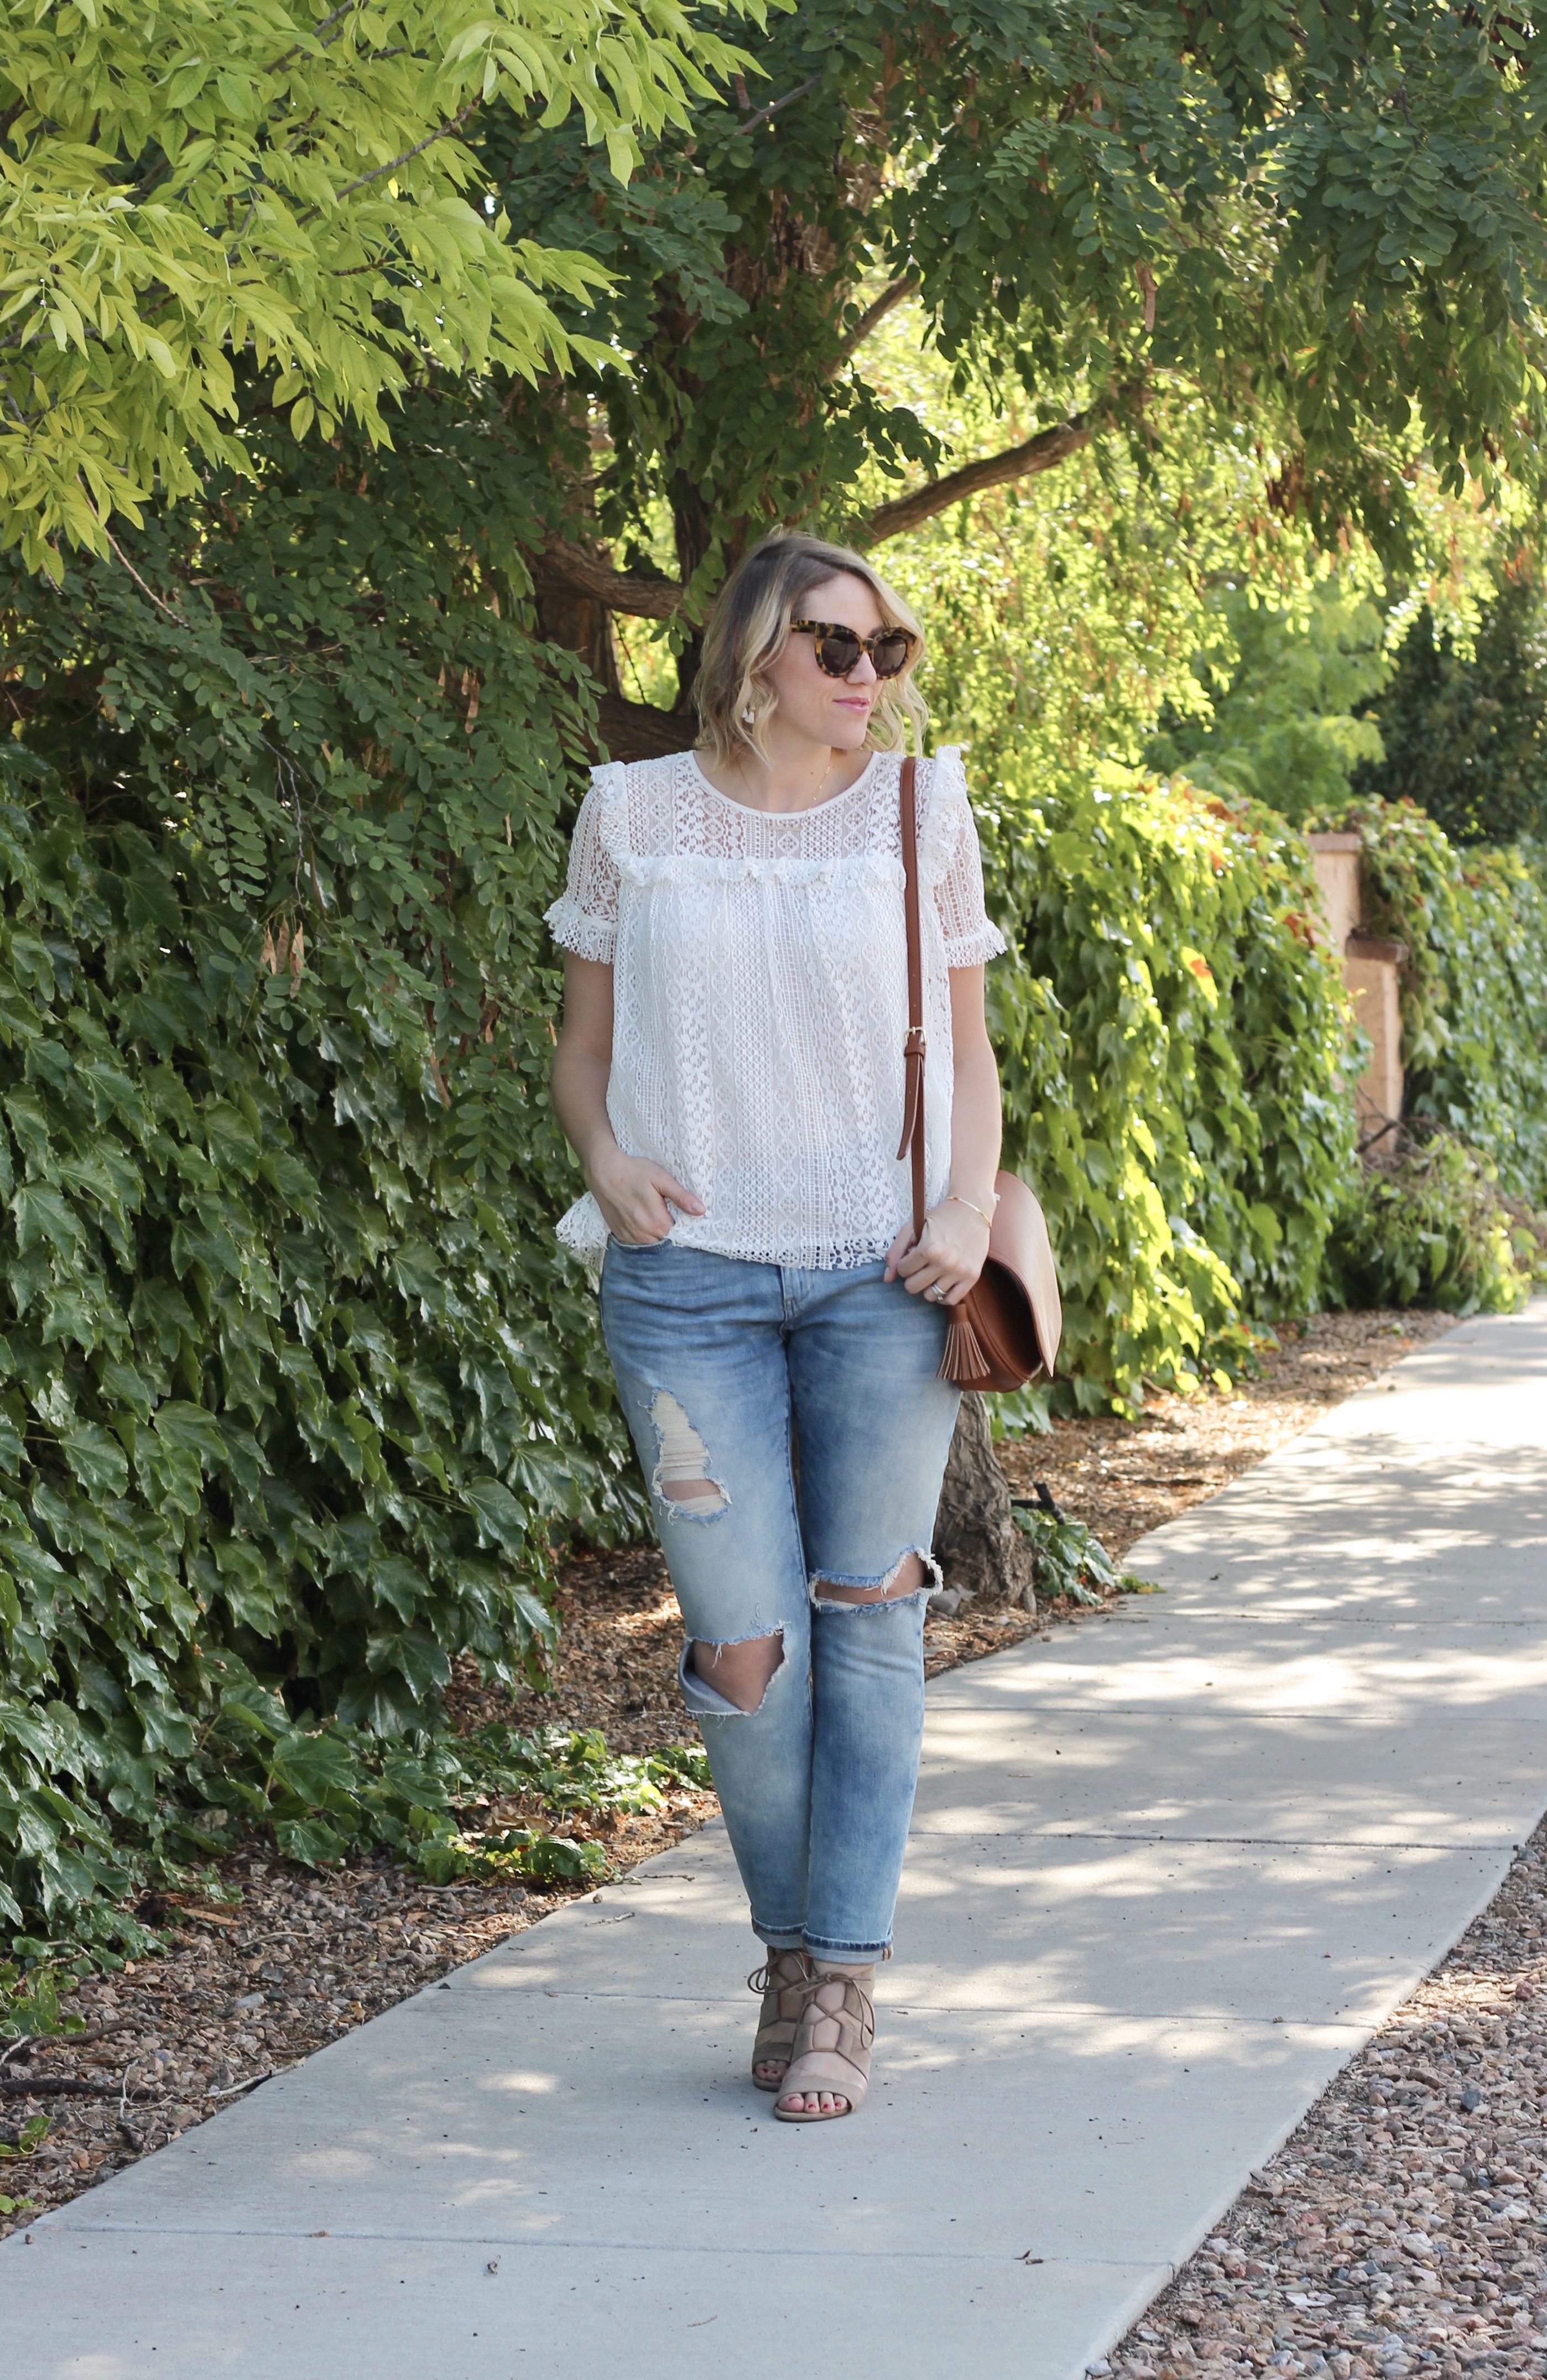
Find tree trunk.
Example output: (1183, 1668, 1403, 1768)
(593, 689, 694, 762)
(533, 581, 692, 762)
(932, 1393, 1038, 1607)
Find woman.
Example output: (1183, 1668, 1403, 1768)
(546, 533, 1005, 2122)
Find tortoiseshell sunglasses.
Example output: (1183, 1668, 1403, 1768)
(790, 619, 919, 680)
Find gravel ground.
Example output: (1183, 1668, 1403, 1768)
(1107, 1816, 1547, 2380)
(1, 1305, 1494, 2263)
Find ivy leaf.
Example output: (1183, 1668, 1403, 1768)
(13, 1186, 85, 1263)
(153, 1402, 228, 1471)
(365, 1627, 451, 1701)
(268, 1731, 360, 1813)
(59, 1424, 129, 1499)
(272, 1815, 349, 1867)
(462, 1478, 529, 1558)
(128, 1282, 197, 1357)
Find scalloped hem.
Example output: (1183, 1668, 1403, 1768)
(942, 923, 1008, 967)
(556, 1192, 608, 1254)
(543, 895, 617, 965)
(561, 1207, 926, 1274)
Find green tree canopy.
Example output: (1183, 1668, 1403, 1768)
(1145, 582, 1391, 822)
(1356, 566, 1547, 845)
(499, 0, 1547, 753)
(0, 0, 758, 575)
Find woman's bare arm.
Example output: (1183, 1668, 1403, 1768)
(552, 955, 704, 1244)
(943, 962, 1003, 1214)
(886, 964, 1003, 1305)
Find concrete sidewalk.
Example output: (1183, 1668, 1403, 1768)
(7, 1304, 1547, 2380)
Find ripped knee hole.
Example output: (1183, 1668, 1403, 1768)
(690, 1631, 783, 1713)
(649, 1390, 730, 1515)
(812, 1550, 932, 1606)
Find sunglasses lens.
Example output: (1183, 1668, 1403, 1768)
(872, 634, 913, 679)
(817, 632, 863, 675)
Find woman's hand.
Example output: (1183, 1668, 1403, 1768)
(587, 1143, 704, 1246)
(884, 1198, 990, 1306)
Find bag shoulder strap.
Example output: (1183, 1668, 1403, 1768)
(895, 755, 928, 1241)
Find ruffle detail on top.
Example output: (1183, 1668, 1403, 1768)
(942, 920, 1009, 967)
(613, 851, 903, 890)
(556, 1191, 608, 1255)
(917, 743, 969, 890)
(543, 894, 617, 963)
(588, 759, 633, 863)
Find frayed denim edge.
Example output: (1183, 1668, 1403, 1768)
(807, 1544, 941, 1610)
(676, 1628, 788, 1718)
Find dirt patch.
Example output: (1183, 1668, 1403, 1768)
(0, 1309, 1462, 2238)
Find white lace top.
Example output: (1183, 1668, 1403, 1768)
(544, 745, 1006, 1269)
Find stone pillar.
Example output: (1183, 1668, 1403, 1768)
(1343, 941, 1405, 1139)
(1309, 831, 1362, 956)
(1306, 833, 1406, 1143)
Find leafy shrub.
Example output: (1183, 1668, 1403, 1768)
(1325, 1134, 1545, 1316)
(1313, 797, 1547, 1206)
(1009, 1503, 1158, 1605)
(173, 1685, 702, 1889)
(981, 767, 1357, 1413)
(0, 387, 680, 1956)
(1145, 583, 1390, 824)
(0, 752, 645, 1951)
(1356, 571, 1547, 847)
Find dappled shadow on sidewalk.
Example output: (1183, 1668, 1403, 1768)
(1112, 1811, 1547, 2380)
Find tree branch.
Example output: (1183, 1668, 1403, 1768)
(865, 412, 1096, 543)
(536, 410, 1107, 623)
(323, 101, 480, 211)
(837, 273, 920, 361)
(736, 75, 821, 136)
(593, 687, 695, 762)
(102, 524, 187, 619)
(533, 532, 685, 618)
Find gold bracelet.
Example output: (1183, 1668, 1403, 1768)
(945, 1190, 997, 1232)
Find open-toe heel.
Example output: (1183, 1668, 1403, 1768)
(748, 1950, 816, 2091)
(773, 1968, 874, 2122)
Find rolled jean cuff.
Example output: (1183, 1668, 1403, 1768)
(804, 1931, 893, 1961)
(751, 1923, 808, 1952)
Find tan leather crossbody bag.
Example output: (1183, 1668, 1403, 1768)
(897, 756, 1062, 1391)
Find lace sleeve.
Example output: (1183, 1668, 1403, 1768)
(544, 765, 623, 964)
(924, 749, 1007, 969)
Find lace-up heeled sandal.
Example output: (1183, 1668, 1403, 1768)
(773, 1967, 874, 2122)
(748, 1949, 816, 2091)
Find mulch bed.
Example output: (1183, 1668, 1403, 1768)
(0, 1308, 1477, 2248)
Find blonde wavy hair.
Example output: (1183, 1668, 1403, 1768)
(693, 534, 928, 767)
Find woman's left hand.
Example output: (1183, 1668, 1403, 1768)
(885, 1199, 990, 1306)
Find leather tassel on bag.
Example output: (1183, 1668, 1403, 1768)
(940, 1311, 992, 1385)
(897, 755, 1062, 1393)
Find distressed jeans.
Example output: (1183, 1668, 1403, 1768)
(599, 1240, 961, 1960)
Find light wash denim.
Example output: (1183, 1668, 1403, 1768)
(599, 1238, 961, 1960)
